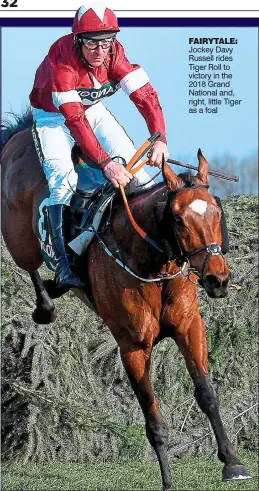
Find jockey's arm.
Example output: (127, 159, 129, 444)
(109, 42, 169, 167)
(130, 86, 169, 168)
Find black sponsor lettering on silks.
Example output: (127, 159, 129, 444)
(77, 81, 120, 103)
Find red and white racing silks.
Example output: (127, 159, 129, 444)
(30, 34, 167, 167)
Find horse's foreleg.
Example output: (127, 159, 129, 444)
(29, 271, 57, 324)
(174, 313, 251, 481)
(120, 346, 172, 491)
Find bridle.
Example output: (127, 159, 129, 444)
(91, 183, 223, 284)
(168, 185, 223, 282)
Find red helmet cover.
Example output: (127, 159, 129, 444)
(72, 3, 120, 36)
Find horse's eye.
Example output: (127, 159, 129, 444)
(174, 215, 183, 226)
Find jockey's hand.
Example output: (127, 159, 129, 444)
(148, 141, 169, 168)
(103, 161, 133, 189)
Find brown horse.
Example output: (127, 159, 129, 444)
(1, 114, 251, 489)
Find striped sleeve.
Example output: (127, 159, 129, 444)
(52, 89, 82, 108)
(120, 67, 150, 95)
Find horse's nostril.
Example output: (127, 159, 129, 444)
(205, 273, 230, 292)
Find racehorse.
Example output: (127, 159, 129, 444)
(1, 112, 251, 490)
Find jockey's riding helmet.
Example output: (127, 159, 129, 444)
(72, 1, 120, 41)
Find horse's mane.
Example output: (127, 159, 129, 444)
(0, 108, 33, 152)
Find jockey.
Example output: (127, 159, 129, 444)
(30, 1, 169, 290)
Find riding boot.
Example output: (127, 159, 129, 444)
(47, 204, 84, 289)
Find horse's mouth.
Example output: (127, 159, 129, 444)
(200, 274, 230, 298)
(205, 287, 229, 298)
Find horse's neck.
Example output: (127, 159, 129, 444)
(129, 182, 167, 227)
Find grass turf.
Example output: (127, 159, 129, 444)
(2, 450, 258, 490)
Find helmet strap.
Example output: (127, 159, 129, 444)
(74, 35, 92, 67)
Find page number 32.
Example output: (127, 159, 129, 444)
(1, 0, 18, 6)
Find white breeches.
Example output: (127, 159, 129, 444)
(32, 103, 154, 206)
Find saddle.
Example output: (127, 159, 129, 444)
(68, 180, 115, 255)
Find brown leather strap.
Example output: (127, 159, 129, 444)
(119, 158, 151, 240)
(119, 184, 146, 238)
(130, 158, 149, 175)
(125, 140, 152, 172)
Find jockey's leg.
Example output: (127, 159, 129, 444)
(85, 103, 155, 188)
(32, 109, 84, 289)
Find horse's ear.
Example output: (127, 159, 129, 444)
(162, 155, 182, 190)
(196, 148, 209, 184)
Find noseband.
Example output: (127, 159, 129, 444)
(168, 185, 223, 280)
(179, 242, 223, 280)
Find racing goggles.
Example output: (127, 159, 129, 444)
(82, 38, 114, 50)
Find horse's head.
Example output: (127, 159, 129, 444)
(160, 149, 231, 298)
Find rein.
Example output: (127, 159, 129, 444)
(91, 225, 188, 283)
(119, 176, 163, 253)
(118, 133, 163, 253)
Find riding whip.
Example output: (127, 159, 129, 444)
(167, 158, 239, 182)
